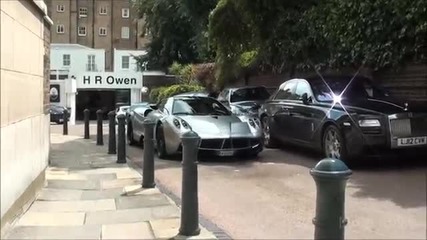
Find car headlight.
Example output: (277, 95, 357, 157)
(173, 119, 181, 128)
(248, 119, 256, 127)
(181, 120, 190, 129)
(358, 119, 381, 127)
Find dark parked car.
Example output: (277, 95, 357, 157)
(259, 75, 427, 163)
(50, 105, 69, 124)
(218, 86, 271, 117)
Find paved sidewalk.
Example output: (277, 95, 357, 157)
(4, 133, 216, 240)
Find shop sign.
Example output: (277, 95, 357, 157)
(76, 72, 143, 89)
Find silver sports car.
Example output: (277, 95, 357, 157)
(128, 95, 263, 159)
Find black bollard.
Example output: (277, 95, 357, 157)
(108, 111, 116, 154)
(117, 114, 126, 164)
(96, 109, 103, 145)
(83, 109, 90, 139)
(63, 109, 68, 135)
(310, 158, 352, 240)
(179, 131, 201, 236)
(142, 119, 156, 188)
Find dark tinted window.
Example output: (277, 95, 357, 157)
(274, 81, 297, 100)
(172, 97, 231, 115)
(310, 76, 389, 102)
(295, 81, 312, 100)
(230, 87, 270, 102)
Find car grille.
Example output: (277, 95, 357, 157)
(199, 138, 258, 150)
(390, 117, 427, 138)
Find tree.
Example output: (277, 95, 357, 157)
(133, 0, 217, 70)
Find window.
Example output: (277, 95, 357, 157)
(57, 5, 65, 12)
(121, 56, 130, 69)
(274, 81, 297, 100)
(56, 24, 65, 34)
(99, 6, 107, 15)
(62, 54, 70, 66)
(99, 27, 107, 36)
(87, 55, 96, 71)
(78, 26, 86, 36)
(294, 82, 312, 100)
(122, 8, 130, 18)
(121, 27, 130, 39)
(79, 7, 88, 17)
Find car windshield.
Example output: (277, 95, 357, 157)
(230, 87, 270, 103)
(310, 76, 390, 102)
(172, 97, 231, 116)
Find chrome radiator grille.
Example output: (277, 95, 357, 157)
(199, 138, 258, 150)
(390, 117, 427, 137)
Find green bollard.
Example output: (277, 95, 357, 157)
(117, 114, 127, 164)
(63, 109, 68, 135)
(142, 119, 156, 188)
(108, 111, 116, 154)
(96, 109, 104, 145)
(83, 109, 90, 139)
(179, 131, 201, 236)
(310, 158, 352, 240)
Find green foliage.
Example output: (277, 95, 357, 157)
(133, 0, 217, 70)
(149, 84, 205, 103)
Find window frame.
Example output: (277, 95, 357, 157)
(121, 56, 130, 69)
(121, 8, 130, 18)
(79, 7, 88, 18)
(57, 5, 65, 12)
(99, 27, 107, 36)
(294, 81, 314, 101)
(78, 26, 87, 36)
(87, 55, 96, 71)
(121, 26, 130, 39)
(56, 24, 65, 34)
(62, 54, 71, 66)
(99, 6, 107, 15)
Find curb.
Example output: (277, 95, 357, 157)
(126, 157, 232, 240)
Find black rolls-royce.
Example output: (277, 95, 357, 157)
(259, 75, 427, 163)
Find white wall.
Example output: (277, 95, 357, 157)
(1, 0, 50, 221)
(114, 49, 147, 73)
(50, 44, 105, 76)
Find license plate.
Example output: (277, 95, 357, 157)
(218, 150, 234, 156)
(397, 137, 427, 146)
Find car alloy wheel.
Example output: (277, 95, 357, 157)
(262, 116, 277, 148)
(156, 126, 167, 159)
(323, 126, 343, 159)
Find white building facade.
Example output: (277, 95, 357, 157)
(50, 44, 145, 123)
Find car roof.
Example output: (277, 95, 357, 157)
(224, 86, 268, 91)
(174, 92, 209, 97)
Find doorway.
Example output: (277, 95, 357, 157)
(76, 89, 130, 120)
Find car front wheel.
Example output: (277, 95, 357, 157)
(262, 116, 278, 148)
(156, 125, 168, 159)
(322, 125, 349, 162)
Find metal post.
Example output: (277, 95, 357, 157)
(108, 111, 116, 154)
(96, 109, 103, 145)
(63, 109, 68, 135)
(117, 114, 126, 164)
(83, 109, 90, 139)
(310, 158, 352, 240)
(179, 131, 201, 236)
(142, 119, 156, 188)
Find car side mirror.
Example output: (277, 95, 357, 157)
(302, 93, 312, 105)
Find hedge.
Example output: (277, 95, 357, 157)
(149, 84, 205, 103)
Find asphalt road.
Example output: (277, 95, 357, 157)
(52, 123, 427, 239)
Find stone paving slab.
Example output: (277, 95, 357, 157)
(37, 189, 83, 201)
(101, 178, 141, 189)
(150, 218, 217, 240)
(124, 185, 162, 196)
(46, 173, 117, 181)
(101, 222, 154, 239)
(47, 179, 101, 190)
(84, 205, 180, 225)
(30, 199, 116, 212)
(16, 212, 85, 226)
(80, 188, 125, 200)
(115, 194, 171, 210)
(4, 225, 101, 240)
